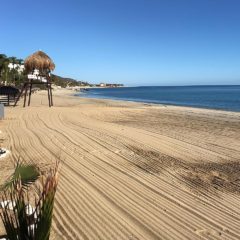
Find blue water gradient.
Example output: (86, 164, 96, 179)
(76, 85, 240, 112)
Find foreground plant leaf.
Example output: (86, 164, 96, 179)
(1, 162, 40, 192)
(0, 162, 59, 240)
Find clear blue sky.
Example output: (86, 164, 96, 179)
(1, 0, 240, 86)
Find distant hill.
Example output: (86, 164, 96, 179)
(51, 74, 90, 88)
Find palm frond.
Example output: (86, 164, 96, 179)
(34, 173, 58, 240)
(1, 161, 40, 192)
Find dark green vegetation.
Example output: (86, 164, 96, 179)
(0, 54, 24, 86)
(0, 160, 59, 240)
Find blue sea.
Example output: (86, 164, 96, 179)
(76, 85, 240, 112)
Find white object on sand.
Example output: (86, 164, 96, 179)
(0, 148, 10, 159)
(25, 204, 37, 219)
(0, 201, 37, 220)
(0, 203, 36, 239)
(0, 200, 16, 210)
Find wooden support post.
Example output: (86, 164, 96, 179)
(28, 80, 33, 106)
(23, 83, 29, 107)
(47, 82, 51, 107)
(50, 82, 53, 106)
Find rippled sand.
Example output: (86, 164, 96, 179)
(1, 89, 240, 239)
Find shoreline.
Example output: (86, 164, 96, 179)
(73, 86, 240, 113)
(1, 89, 240, 239)
(72, 90, 240, 115)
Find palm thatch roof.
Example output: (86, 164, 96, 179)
(24, 51, 55, 73)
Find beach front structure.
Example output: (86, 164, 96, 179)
(99, 83, 106, 87)
(95, 83, 124, 88)
(8, 63, 24, 73)
(0, 86, 19, 106)
(14, 51, 55, 107)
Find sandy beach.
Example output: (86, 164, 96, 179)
(1, 89, 240, 240)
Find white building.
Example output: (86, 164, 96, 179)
(8, 63, 24, 73)
(99, 83, 106, 87)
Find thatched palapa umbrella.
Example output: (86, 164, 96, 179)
(24, 50, 55, 74)
(14, 51, 55, 107)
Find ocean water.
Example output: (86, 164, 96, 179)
(76, 85, 240, 112)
